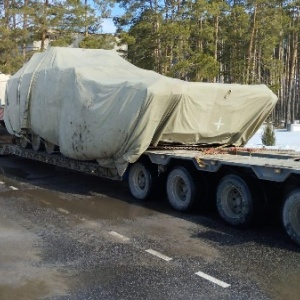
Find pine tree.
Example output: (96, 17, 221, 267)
(0, 0, 117, 74)
(261, 123, 276, 146)
(79, 34, 116, 49)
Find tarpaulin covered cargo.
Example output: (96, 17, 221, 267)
(4, 47, 277, 175)
(0, 73, 10, 106)
(0, 73, 11, 121)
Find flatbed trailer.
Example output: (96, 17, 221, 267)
(1, 143, 300, 246)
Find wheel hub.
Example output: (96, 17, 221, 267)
(231, 190, 243, 214)
(137, 171, 146, 190)
(224, 184, 248, 218)
(175, 177, 188, 202)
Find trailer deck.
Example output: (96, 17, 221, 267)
(146, 147, 300, 182)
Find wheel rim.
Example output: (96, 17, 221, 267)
(222, 184, 249, 219)
(128, 163, 152, 200)
(173, 176, 189, 203)
(167, 167, 195, 212)
(134, 169, 147, 192)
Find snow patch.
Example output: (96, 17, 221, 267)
(246, 129, 300, 152)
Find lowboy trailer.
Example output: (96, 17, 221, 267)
(1, 143, 300, 247)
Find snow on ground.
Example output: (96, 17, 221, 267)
(245, 128, 300, 151)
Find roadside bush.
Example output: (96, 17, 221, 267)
(261, 123, 276, 146)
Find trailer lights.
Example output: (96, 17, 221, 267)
(274, 168, 281, 174)
(196, 158, 206, 168)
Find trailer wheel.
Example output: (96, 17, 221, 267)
(19, 135, 30, 149)
(128, 162, 156, 200)
(31, 133, 43, 151)
(216, 174, 254, 227)
(282, 189, 300, 246)
(44, 140, 56, 154)
(166, 167, 197, 212)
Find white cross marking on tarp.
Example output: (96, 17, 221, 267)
(214, 117, 224, 131)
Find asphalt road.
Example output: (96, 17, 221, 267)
(0, 155, 299, 300)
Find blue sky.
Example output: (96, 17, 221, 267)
(101, 4, 124, 33)
(101, 18, 117, 33)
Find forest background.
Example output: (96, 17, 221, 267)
(0, 0, 299, 127)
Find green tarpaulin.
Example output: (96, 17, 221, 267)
(4, 47, 278, 175)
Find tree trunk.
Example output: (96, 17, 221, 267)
(23, 0, 28, 58)
(153, 0, 161, 73)
(3, 0, 9, 28)
(286, 30, 298, 126)
(246, 3, 257, 84)
(84, 0, 88, 37)
(213, 14, 219, 83)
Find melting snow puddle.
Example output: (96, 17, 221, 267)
(9, 186, 18, 191)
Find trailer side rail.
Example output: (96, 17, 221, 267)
(146, 149, 300, 182)
(0, 144, 121, 180)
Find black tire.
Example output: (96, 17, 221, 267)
(216, 174, 254, 227)
(128, 162, 156, 200)
(282, 189, 300, 246)
(31, 133, 43, 151)
(44, 140, 56, 154)
(166, 166, 197, 212)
